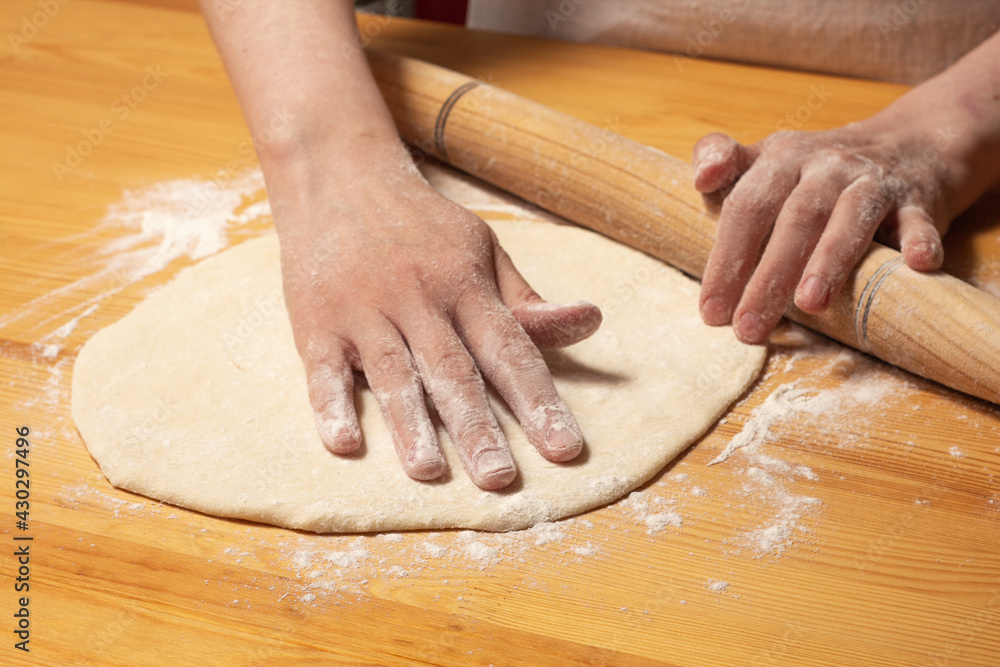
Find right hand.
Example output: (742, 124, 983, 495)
(691, 122, 952, 345)
(270, 142, 602, 490)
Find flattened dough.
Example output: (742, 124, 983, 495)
(72, 219, 765, 532)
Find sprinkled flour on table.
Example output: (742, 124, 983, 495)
(708, 362, 897, 466)
(707, 580, 729, 593)
(15, 159, 967, 613)
(645, 512, 684, 534)
(3, 170, 269, 335)
(4, 168, 271, 435)
(693, 334, 921, 559)
(530, 522, 568, 546)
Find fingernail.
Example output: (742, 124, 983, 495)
(701, 296, 732, 325)
(408, 454, 446, 481)
(737, 311, 767, 343)
(545, 422, 583, 462)
(475, 449, 515, 486)
(798, 274, 830, 309)
(316, 414, 360, 454)
(910, 241, 943, 267)
(696, 143, 725, 169)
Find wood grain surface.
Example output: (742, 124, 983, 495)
(1, 2, 999, 666)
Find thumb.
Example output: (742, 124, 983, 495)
(513, 300, 604, 349)
(692, 132, 757, 194)
(897, 205, 945, 271)
(492, 239, 602, 349)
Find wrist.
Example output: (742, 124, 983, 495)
(870, 79, 1000, 219)
(261, 130, 428, 232)
(261, 118, 406, 174)
(265, 126, 418, 188)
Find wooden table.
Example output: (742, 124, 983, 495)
(2, 1, 999, 665)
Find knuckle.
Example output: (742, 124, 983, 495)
(298, 333, 353, 375)
(869, 175, 902, 206)
(368, 347, 413, 382)
(720, 189, 759, 225)
(457, 416, 500, 442)
(428, 347, 477, 383)
(491, 336, 545, 373)
(298, 335, 328, 367)
(783, 199, 830, 231)
(829, 149, 865, 172)
(306, 363, 345, 400)
(812, 147, 880, 181)
(757, 274, 795, 306)
(846, 179, 896, 228)
(765, 130, 804, 153)
(412, 256, 481, 301)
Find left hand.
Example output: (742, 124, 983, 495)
(692, 120, 953, 344)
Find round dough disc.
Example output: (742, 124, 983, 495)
(71, 219, 765, 532)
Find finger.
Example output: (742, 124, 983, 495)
(408, 318, 516, 490)
(512, 301, 603, 349)
(692, 132, 758, 193)
(794, 177, 894, 314)
(733, 177, 849, 342)
(699, 158, 800, 327)
(493, 241, 602, 348)
(897, 205, 944, 271)
(457, 294, 584, 464)
(305, 346, 363, 455)
(357, 322, 446, 481)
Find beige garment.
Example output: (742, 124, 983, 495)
(467, 0, 1000, 84)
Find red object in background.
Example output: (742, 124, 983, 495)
(415, 0, 467, 25)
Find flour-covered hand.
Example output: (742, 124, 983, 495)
(692, 122, 951, 345)
(272, 147, 601, 490)
(691, 30, 1000, 345)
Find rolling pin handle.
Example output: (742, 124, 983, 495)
(434, 81, 483, 159)
(854, 255, 906, 353)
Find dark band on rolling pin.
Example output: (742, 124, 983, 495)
(855, 256, 905, 351)
(434, 81, 483, 159)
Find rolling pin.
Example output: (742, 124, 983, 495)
(367, 50, 1000, 405)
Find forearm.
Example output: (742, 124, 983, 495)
(872, 30, 1000, 219)
(198, 0, 407, 204)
